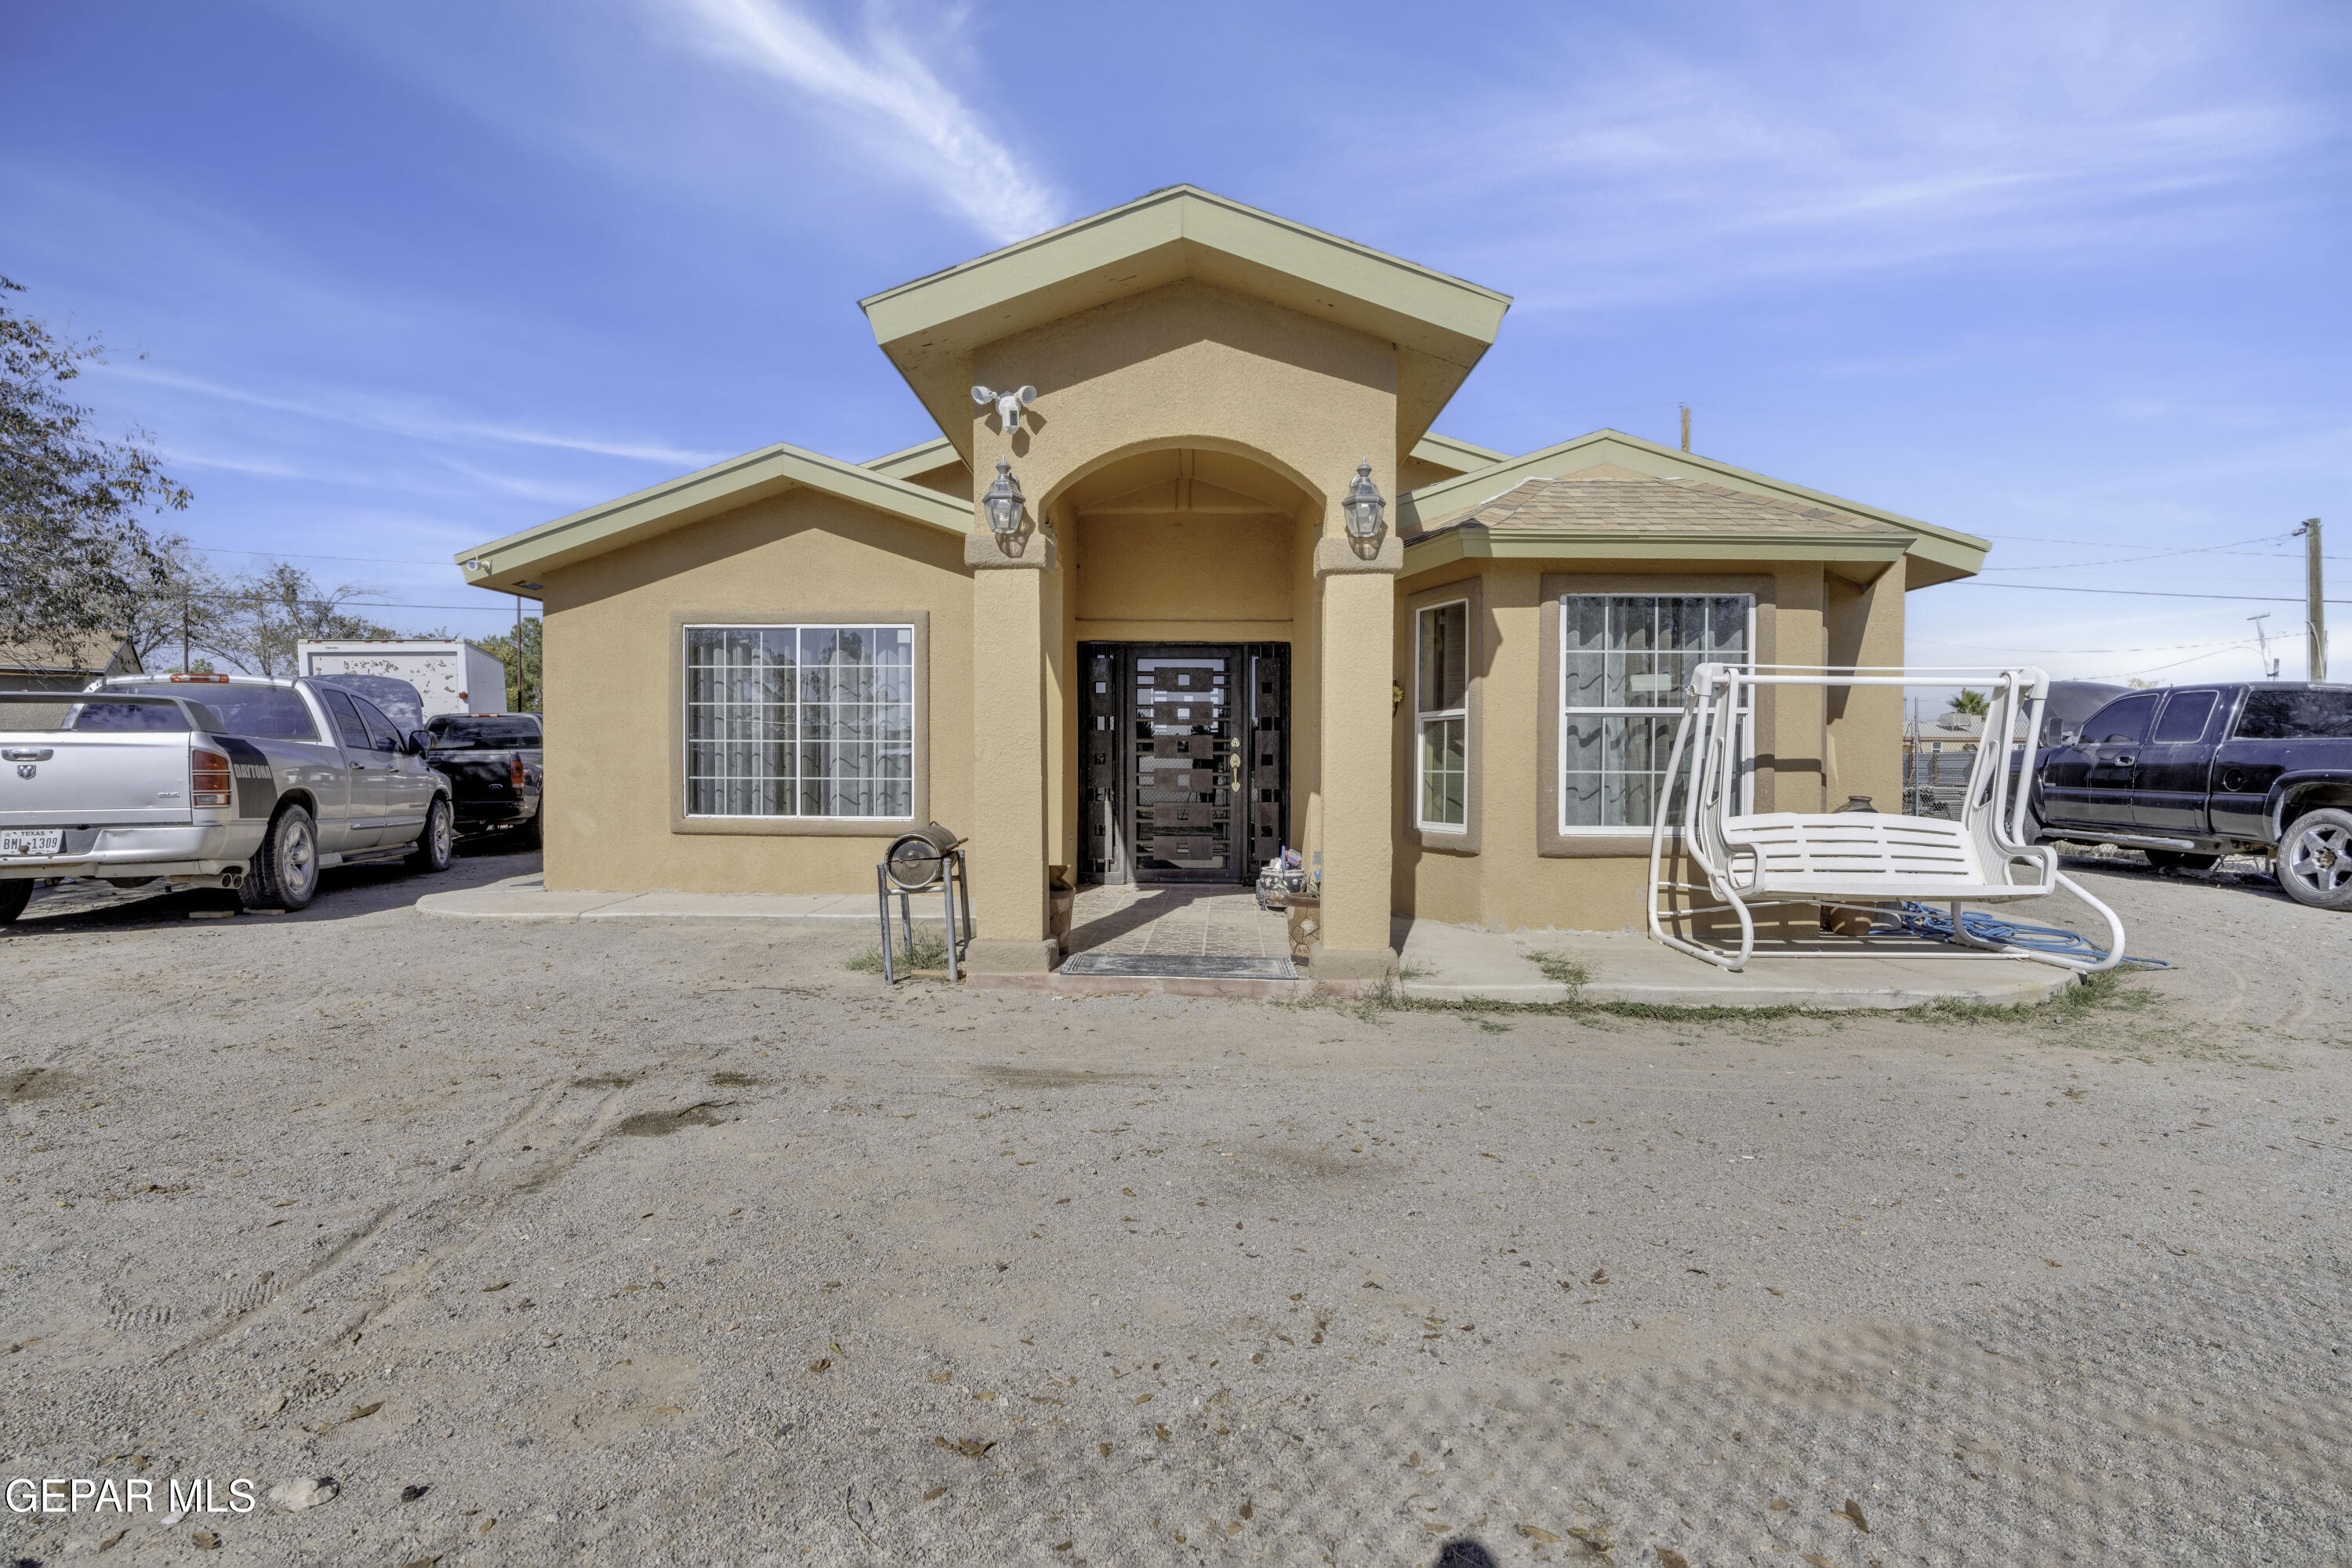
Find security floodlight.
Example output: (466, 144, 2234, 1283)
(982, 457, 1028, 535)
(971, 383, 1037, 434)
(1341, 459, 1386, 541)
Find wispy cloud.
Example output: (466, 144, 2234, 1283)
(668, 0, 1062, 244)
(114, 364, 726, 467)
(1371, 3, 2336, 308)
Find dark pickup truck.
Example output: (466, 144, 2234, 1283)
(2033, 682, 2352, 909)
(419, 713, 543, 848)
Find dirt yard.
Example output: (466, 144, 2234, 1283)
(2, 851, 2347, 1566)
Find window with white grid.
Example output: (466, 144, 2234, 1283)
(1558, 593, 1752, 831)
(684, 625, 913, 818)
(1415, 599, 1469, 831)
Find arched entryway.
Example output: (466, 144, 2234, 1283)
(1051, 446, 1320, 887)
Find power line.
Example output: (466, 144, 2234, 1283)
(1977, 532, 2294, 572)
(180, 543, 457, 567)
(1945, 581, 2352, 607)
(1969, 529, 2348, 564)
(156, 590, 535, 612)
(1908, 633, 2283, 655)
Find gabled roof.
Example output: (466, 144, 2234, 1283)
(1399, 429, 1988, 586)
(859, 185, 1512, 465)
(454, 440, 970, 596)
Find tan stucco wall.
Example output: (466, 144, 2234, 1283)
(1824, 555, 1906, 812)
(1391, 557, 1900, 932)
(1073, 511, 1294, 622)
(537, 486, 971, 895)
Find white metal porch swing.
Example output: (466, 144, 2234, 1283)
(1643, 664, 2128, 974)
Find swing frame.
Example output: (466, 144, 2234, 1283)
(1643, 664, 2125, 974)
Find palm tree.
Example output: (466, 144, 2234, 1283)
(1947, 688, 1991, 720)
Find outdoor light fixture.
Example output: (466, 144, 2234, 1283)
(971, 383, 1036, 433)
(982, 457, 1028, 535)
(1341, 459, 1386, 540)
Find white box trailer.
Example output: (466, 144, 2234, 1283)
(296, 640, 509, 722)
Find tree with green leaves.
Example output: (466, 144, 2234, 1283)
(1, 276, 192, 662)
(203, 562, 398, 677)
(479, 615, 541, 710)
(1947, 688, 1991, 719)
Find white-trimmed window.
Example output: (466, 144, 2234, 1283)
(1415, 599, 1469, 831)
(685, 625, 913, 818)
(1558, 593, 1752, 831)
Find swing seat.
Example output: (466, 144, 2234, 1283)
(1646, 663, 2125, 975)
(1715, 810, 2053, 903)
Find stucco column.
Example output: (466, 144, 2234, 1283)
(1312, 533, 1403, 980)
(964, 527, 1060, 975)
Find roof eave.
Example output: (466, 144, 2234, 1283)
(1402, 525, 1915, 572)
(451, 441, 971, 596)
(859, 186, 1512, 463)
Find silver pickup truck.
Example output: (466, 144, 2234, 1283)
(0, 673, 456, 924)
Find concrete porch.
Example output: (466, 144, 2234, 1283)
(417, 873, 2075, 1009)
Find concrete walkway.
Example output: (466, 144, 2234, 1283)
(419, 873, 2073, 1009)
(414, 873, 935, 929)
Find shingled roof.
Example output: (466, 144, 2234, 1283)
(1408, 472, 1913, 542)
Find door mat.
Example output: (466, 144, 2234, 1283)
(1056, 953, 1298, 981)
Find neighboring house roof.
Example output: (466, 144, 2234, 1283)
(858, 185, 1512, 466)
(1399, 429, 1987, 586)
(454, 439, 971, 597)
(0, 633, 140, 678)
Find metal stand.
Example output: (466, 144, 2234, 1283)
(876, 848, 971, 985)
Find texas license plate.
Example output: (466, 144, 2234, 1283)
(0, 829, 63, 857)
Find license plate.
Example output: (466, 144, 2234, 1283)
(0, 829, 63, 857)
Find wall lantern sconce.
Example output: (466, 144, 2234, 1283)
(982, 457, 1029, 535)
(1341, 459, 1386, 540)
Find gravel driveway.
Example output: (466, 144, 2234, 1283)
(2, 851, 2347, 1566)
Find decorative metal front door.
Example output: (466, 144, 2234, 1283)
(1080, 642, 1287, 885)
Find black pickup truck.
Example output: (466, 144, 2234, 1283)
(418, 712, 543, 848)
(2033, 682, 2352, 909)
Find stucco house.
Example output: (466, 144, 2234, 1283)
(453, 186, 1987, 981)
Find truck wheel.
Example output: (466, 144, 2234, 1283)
(2145, 849, 2221, 873)
(245, 804, 319, 913)
(2278, 808, 2352, 910)
(514, 797, 542, 851)
(0, 879, 31, 926)
(408, 797, 454, 873)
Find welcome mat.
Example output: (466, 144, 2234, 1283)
(1055, 953, 1298, 981)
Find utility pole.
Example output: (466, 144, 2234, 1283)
(1679, 404, 1691, 453)
(2296, 517, 2326, 681)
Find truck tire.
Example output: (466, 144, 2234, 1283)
(2278, 808, 2352, 910)
(2145, 849, 2221, 873)
(408, 796, 454, 873)
(0, 879, 31, 926)
(514, 796, 542, 851)
(245, 804, 319, 913)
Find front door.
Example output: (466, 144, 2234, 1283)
(1080, 642, 1287, 885)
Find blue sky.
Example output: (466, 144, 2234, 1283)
(4, 0, 2346, 694)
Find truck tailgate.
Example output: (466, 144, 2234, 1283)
(0, 731, 197, 828)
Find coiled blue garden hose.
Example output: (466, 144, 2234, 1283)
(1891, 901, 2172, 970)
